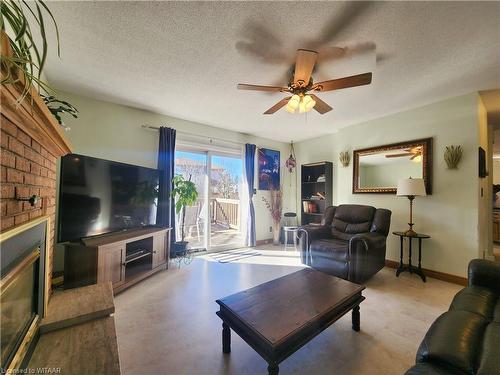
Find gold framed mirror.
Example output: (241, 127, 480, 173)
(353, 138, 432, 194)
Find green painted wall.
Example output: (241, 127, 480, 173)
(295, 93, 481, 277)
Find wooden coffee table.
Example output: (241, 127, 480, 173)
(215, 268, 365, 374)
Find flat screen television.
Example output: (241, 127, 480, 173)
(58, 154, 159, 243)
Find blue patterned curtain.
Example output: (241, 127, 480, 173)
(245, 144, 256, 247)
(157, 127, 176, 249)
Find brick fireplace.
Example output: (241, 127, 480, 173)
(1, 116, 57, 267)
(1, 71, 72, 292)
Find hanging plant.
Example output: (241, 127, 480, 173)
(1, 0, 60, 101)
(285, 141, 297, 173)
(2, 1, 79, 127)
(41, 95, 78, 129)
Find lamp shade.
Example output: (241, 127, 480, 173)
(396, 178, 426, 196)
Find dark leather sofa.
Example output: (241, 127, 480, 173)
(298, 204, 391, 283)
(406, 259, 500, 375)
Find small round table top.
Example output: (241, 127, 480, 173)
(393, 231, 430, 239)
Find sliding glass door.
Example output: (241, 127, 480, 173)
(174, 150, 208, 250)
(209, 153, 244, 251)
(174, 148, 244, 252)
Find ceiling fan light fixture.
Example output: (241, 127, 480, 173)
(299, 100, 307, 113)
(285, 103, 296, 113)
(289, 95, 301, 109)
(305, 98, 316, 111)
(412, 155, 422, 163)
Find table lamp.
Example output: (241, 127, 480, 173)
(397, 178, 426, 236)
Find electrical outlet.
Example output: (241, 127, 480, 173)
(269, 226, 272, 232)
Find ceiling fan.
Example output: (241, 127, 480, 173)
(237, 49, 372, 115)
(385, 146, 423, 160)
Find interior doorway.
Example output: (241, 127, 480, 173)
(174, 148, 245, 252)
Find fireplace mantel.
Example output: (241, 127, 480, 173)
(1, 85, 73, 157)
(1, 33, 73, 158)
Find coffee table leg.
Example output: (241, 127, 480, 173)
(222, 322, 231, 353)
(268, 363, 279, 375)
(352, 305, 360, 332)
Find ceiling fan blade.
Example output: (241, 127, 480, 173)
(237, 84, 288, 92)
(385, 153, 413, 158)
(294, 49, 318, 87)
(235, 20, 287, 65)
(310, 94, 332, 114)
(263, 97, 291, 114)
(314, 2, 377, 47)
(313, 72, 372, 92)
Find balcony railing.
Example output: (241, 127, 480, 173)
(176, 198, 240, 240)
(210, 198, 240, 230)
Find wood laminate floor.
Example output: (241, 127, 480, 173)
(114, 245, 462, 375)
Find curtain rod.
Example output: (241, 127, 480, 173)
(141, 124, 243, 147)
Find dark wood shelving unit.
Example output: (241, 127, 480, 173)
(301, 162, 333, 225)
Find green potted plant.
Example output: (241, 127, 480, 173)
(2, 0, 78, 126)
(170, 175, 198, 254)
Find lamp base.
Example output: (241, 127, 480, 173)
(404, 229, 418, 237)
(404, 223, 417, 237)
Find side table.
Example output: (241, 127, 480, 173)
(392, 231, 431, 282)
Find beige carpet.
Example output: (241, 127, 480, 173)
(114, 246, 462, 375)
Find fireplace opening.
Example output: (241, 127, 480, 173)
(1, 249, 40, 370)
(0, 217, 48, 372)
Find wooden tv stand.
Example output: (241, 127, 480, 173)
(64, 226, 171, 293)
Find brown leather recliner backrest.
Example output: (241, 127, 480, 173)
(321, 206, 336, 226)
(370, 208, 392, 236)
(332, 204, 376, 234)
(321, 204, 391, 237)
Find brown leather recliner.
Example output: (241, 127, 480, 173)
(298, 204, 392, 283)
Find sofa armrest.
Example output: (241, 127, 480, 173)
(348, 232, 387, 283)
(349, 232, 386, 253)
(298, 225, 331, 247)
(468, 259, 500, 293)
(297, 225, 331, 263)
